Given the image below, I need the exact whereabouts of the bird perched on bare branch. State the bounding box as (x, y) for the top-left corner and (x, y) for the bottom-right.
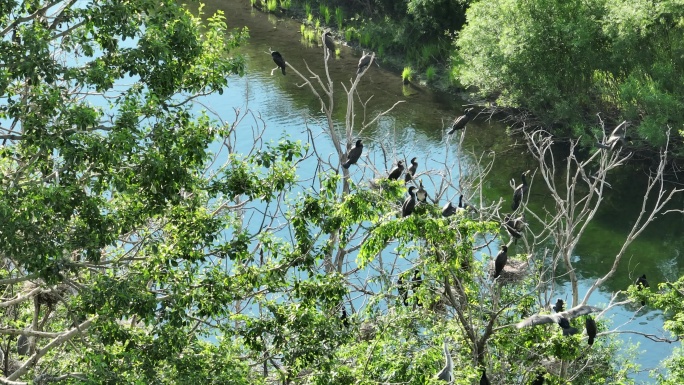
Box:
(504, 213), (525, 242)
(447, 107), (476, 134)
(271, 51), (286, 75)
(493, 245), (508, 279)
(597, 121), (631, 151)
(405, 157), (418, 183)
(388, 161), (404, 180)
(552, 298), (564, 313)
(435, 339), (452, 382)
(342, 139), (363, 169)
(585, 316), (597, 345)
(511, 171), (529, 211)
(416, 179), (427, 203)
(357, 51), (372, 74)
(323, 31), (335, 56)
(517, 305), (603, 332)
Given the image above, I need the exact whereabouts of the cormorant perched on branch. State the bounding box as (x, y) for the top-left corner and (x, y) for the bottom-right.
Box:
(552, 298), (564, 313)
(585, 316), (597, 345)
(397, 276), (409, 306)
(416, 179), (427, 203)
(405, 157), (418, 183)
(597, 121), (631, 151)
(388, 161), (404, 180)
(517, 305), (603, 329)
(402, 186), (416, 217)
(442, 201), (457, 217)
(357, 51), (372, 74)
(271, 51), (286, 75)
(480, 368), (491, 385)
(447, 107), (476, 134)
(512, 171), (529, 211)
(342, 139), (363, 169)
(340, 307), (350, 328)
(435, 339), (452, 382)
(323, 31), (335, 55)
(504, 213), (525, 242)
(17, 334), (29, 356)
(493, 245), (508, 279)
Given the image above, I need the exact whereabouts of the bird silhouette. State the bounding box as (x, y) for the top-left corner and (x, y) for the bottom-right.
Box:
(480, 368), (491, 385)
(635, 274), (649, 305)
(416, 179), (427, 203)
(493, 245), (508, 279)
(597, 121), (631, 151)
(357, 51), (372, 74)
(323, 31), (335, 55)
(405, 157), (418, 183)
(585, 316), (597, 345)
(17, 334), (29, 356)
(388, 161), (404, 180)
(397, 276), (409, 306)
(517, 304), (603, 329)
(342, 139), (363, 169)
(402, 186), (416, 217)
(340, 307), (350, 328)
(531, 370), (545, 385)
(435, 339), (453, 382)
(504, 213), (525, 242)
(447, 107), (476, 134)
(271, 51), (286, 75)
(441, 201), (457, 217)
(552, 298), (564, 313)
(512, 171), (529, 211)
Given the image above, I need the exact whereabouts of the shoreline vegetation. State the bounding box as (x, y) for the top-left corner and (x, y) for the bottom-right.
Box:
(251, 0), (684, 163)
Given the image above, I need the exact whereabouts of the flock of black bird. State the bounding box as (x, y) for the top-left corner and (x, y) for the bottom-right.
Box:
(272, 37), (649, 384)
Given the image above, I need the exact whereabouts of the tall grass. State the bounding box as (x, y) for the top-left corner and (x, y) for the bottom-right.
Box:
(280, 0), (291, 10)
(335, 7), (343, 29)
(425, 66), (436, 83)
(402, 67), (414, 84)
(305, 3), (311, 16)
(266, 0), (277, 12)
(320, 4), (331, 25)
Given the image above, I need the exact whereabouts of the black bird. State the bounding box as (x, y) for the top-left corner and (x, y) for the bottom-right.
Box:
(531, 370), (545, 385)
(504, 213), (525, 242)
(416, 180), (427, 203)
(558, 317), (580, 336)
(405, 157), (418, 183)
(517, 304), (603, 329)
(512, 171), (529, 211)
(342, 139), (363, 169)
(17, 334), (29, 356)
(493, 245), (508, 279)
(340, 307), (350, 328)
(357, 51), (372, 74)
(397, 276), (409, 306)
(441, 201), (457, 217)
(411, 270), (422, 292)
(552, 298), (564, 313)
(388, 161), (404, 180)
(323, 31), (335, 55)
(447, 107), (476, 135)
(271, 51), (286, 75)
(635, 274), (649, 306)
(435, 339), (453, 382)
(480, 368), (491, 385)
(585, 316), (597, 345)
(597, 121), (632, 152)
(402, 186), (417, 217)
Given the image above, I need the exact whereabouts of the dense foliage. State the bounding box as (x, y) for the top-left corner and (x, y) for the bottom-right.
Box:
(2, 0), (683, 383)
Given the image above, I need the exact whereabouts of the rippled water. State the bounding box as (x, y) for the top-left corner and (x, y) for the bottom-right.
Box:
(196, 1), (683, 382)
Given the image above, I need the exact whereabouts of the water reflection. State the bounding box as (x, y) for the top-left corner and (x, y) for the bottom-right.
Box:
(199, 0), (682, 381)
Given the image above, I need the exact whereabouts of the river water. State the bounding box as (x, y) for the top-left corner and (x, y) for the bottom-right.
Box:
(199, 1), (683, 382)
